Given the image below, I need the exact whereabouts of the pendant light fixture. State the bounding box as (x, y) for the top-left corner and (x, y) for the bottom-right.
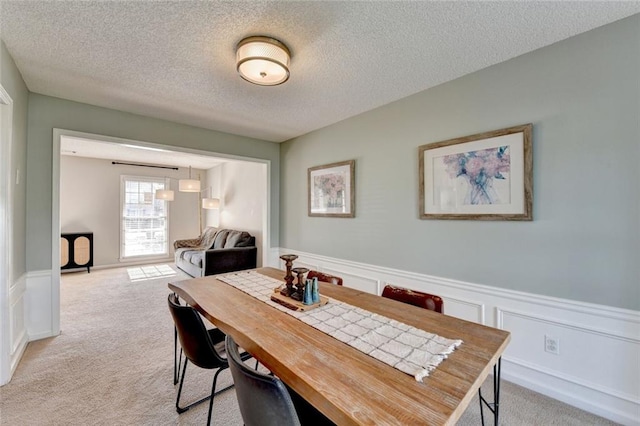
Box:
(201, 186), (220, 210)
(202, 197), (220, 210)
(155, 178), (174, 201)
(155, 189), (174, 201)
(236, 36), (290, 86)
(178, 166), (201, 192)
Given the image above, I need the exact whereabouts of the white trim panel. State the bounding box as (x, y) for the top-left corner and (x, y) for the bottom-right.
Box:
(8, 273), (27, 382)
(278, 248), (640, 425)
(326, 268), (379, 294)
(25, 270), (58, 341)
(9, 273), (26, 352)
(267, 248), (281, 269)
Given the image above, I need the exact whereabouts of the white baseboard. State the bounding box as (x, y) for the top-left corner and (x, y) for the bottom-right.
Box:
(278, 247), (640, 425)
(60, 257), (175, 273)
(503, 358), (639, 425)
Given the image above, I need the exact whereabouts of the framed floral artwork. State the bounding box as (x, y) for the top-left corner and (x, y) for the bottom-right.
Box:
(308, 160), (355, 218)
(419, 124), (532, 220)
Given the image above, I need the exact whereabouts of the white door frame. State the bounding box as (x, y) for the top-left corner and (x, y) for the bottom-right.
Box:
(0, 84), (14, 385)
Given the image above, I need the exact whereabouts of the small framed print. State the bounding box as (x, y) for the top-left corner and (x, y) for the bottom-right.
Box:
(419, 124), (533, 220)
(308, 160), (355, 218)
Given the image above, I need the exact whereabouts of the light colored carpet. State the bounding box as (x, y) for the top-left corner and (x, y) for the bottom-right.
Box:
(0, 264), (617, 425)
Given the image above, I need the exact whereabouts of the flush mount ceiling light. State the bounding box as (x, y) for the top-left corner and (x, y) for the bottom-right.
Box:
(236, 36), (290, 86)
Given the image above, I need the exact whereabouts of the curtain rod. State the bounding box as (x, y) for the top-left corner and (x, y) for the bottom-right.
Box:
(111, 161), (179, 170)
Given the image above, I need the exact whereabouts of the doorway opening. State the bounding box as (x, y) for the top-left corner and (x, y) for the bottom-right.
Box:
(52, 129), (271, 334)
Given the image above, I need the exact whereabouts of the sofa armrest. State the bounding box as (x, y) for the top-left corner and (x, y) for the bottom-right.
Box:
(203, 246), (258, 276)
(174, 238), (202, 250)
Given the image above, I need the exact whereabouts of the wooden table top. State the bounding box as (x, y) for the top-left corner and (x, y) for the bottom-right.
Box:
(169, 267), (510, 426)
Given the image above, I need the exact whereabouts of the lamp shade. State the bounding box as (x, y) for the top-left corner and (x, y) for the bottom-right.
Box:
(236, 36), (290, 86)
(178, 179), (201, 192)
(155, 189), (174, 201)
(202, 198), (220, 210)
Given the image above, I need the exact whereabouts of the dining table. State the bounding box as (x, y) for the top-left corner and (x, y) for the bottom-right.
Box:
(168, 267), (510, 425)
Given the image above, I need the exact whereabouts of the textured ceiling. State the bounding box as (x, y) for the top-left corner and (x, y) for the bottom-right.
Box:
(2, 1), (639, 143)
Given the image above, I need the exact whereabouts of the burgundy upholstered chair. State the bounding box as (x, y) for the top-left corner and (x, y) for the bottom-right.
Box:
(306, 270), (343, 286)
(381, 284), (444, 314)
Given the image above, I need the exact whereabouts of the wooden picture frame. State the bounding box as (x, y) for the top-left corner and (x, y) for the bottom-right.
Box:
(308, 160), (355, 218)
(419, 124), (533, 220)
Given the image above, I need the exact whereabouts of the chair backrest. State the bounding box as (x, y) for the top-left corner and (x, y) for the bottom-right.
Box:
(307, 270), (343, 286)
(381, 285), (444, 314)
(167, 293), (226, 369)
(226, 335), (301, 426)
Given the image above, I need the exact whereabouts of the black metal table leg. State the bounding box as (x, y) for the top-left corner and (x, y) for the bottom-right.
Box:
(479, 357), (502, 426)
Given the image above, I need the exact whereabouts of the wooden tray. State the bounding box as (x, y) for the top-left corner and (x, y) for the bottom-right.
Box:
(270, 289), (329, 312)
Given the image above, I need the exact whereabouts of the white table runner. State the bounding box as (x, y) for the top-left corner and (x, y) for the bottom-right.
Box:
(218, 271), (462, 382)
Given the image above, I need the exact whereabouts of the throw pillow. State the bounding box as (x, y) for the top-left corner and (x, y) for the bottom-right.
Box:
(224, 231), (251, 248)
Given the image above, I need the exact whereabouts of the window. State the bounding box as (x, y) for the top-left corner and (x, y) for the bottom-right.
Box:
(120, 175), (170, 259)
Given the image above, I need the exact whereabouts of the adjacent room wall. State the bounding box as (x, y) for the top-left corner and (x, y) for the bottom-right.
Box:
(216, 161), (268, 267)
(280, 15), (640, 311)
(60, 156), (204, 267)
(205, 165), (222, 229)
(26, 94), (280, 272)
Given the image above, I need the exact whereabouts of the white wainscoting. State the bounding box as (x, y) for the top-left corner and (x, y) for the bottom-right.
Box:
(271, 248), (640, 425)
(9, 273), (27, 380)
(25, 270), (57, 341)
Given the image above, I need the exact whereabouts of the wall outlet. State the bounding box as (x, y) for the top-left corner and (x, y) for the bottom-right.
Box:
(545, 335), (560, 355)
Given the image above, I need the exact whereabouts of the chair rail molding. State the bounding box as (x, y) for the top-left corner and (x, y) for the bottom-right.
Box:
(277, 247), (640, 425)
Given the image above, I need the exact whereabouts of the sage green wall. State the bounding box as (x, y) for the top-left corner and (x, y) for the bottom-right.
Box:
(281, 16), (640, 310)
(1, 40), (28, 280)
(26, 94), (279, 271)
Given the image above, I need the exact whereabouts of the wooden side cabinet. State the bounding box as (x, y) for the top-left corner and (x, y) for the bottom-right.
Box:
(61, 232), (93, 273)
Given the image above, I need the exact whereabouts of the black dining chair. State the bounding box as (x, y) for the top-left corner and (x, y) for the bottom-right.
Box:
(172, 292), (228, 386)
(381, 284), (444, 314)
(168, 293), (251, 425)
(172, 293), (183, 385)
(226, 335), (335, 426)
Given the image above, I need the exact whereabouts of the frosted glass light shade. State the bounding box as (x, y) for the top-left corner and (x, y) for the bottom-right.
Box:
(202, 198), (220, 209)
(179, 179), (201, 192)
(236, 36), (290, 86)
(155, 189), (174, 201)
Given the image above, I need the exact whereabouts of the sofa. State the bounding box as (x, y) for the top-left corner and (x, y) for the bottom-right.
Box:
(174, 227), (257, 277)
